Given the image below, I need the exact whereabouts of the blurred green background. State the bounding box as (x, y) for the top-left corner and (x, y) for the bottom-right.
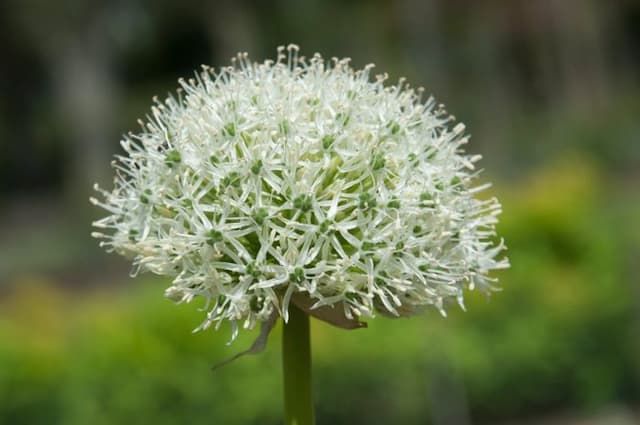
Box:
(1, 1), (639, 424)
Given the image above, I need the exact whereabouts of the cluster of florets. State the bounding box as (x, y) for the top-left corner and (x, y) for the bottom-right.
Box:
(91, 45), (508, 339)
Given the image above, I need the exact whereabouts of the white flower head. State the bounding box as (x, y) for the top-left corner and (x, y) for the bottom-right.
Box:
(91, 45), (509, 339)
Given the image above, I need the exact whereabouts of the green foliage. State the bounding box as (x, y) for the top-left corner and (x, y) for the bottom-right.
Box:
(0, 160), (637, 424)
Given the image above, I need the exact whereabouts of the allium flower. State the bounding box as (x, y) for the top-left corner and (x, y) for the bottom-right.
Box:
(91, 45), (508, 340)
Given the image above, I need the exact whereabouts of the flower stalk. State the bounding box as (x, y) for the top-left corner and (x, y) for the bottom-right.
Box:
(282, 305), (314, 425)
(90, 44), (510, 424)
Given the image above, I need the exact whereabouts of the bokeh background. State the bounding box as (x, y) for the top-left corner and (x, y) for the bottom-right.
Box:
(1, 1), (639, 424)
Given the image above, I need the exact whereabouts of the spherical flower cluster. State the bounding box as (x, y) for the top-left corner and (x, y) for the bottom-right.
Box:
(91, 45), (509, 339)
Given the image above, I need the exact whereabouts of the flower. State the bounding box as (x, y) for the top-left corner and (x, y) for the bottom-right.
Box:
(91, 44), (509, 340)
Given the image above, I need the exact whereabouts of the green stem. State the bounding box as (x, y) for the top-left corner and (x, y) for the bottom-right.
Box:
(282, 304), (314, 425)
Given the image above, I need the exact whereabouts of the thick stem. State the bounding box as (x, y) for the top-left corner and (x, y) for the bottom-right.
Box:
(282, 304), (314, 425)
